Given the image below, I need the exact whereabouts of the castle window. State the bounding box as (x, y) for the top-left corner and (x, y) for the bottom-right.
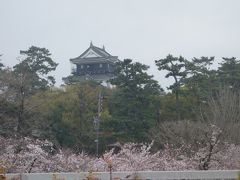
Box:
(99, 64), (103, 68)
(81, 65), (84, 69)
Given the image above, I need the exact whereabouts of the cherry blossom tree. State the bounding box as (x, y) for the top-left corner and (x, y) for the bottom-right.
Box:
(0, 135), (239, 173)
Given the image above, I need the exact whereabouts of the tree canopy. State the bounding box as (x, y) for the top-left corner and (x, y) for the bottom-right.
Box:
(218, 57), (240, 88)
(13, 46), (58, 89)
(107, 59), (162, 142)
(1, 46), (240, 157)
(155, 55), (187, 120)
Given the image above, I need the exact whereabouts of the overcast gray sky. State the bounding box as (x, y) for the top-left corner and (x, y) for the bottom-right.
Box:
(1, 0), (240, 88)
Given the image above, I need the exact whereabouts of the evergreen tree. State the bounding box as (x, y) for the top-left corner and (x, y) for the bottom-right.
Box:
(218, 57), (240, 88)
(12, 46), (58, 133)
(108, 59), (162, 142)
(14, 46), (58, 89)
(184, 56), (215, 103)
(0, 54), (3, 70)
(155, 55), (186, 120)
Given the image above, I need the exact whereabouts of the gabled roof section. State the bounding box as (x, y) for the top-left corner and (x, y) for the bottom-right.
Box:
(79, 42), (111, 58)
(70, 42), (119, 64)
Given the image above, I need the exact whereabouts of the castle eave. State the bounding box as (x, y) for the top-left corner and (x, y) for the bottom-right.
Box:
(70, 56), (118, 64)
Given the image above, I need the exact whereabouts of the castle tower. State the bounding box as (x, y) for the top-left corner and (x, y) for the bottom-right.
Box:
(69, 42), (119, 83)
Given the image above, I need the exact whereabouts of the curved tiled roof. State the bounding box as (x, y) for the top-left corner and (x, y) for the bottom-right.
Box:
(70, 43), (119, 64)
(70, 56), (118, 64)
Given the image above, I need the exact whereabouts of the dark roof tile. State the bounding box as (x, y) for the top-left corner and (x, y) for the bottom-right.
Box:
(70, 43), (119, 64)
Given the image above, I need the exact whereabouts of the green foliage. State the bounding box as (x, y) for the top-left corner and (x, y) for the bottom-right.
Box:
(0, 68), (19, 135)
(157, 90), (198, 121)
(0, 55), (3, 70)
(2, 46), (240, 155)
(155, 55), (187, 88)
(155, 54), (187, 120)
(30, 81), (106, 153)
(0, 99), (18, 136)
(0, 46), (58, 134)
(107, 59), (162, 142)
(184, 57), (216, 102)
(11, 46), (58, 133)
(218, 57), (240, 88)
(14, 46), (58, 89)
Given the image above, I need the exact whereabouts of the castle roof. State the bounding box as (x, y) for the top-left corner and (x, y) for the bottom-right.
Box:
(70, 42), (119, 64)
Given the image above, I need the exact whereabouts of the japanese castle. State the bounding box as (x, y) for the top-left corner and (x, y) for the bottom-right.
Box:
(69, 42), (119, 83)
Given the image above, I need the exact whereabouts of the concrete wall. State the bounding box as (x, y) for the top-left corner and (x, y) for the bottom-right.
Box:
(2, 170), (240, 180)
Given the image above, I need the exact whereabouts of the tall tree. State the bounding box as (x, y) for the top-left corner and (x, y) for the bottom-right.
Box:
(108, 59), (162, 142)
(218, 57), (240, 88)
(155, 55), (186, 121)
(14, 46), (58, 89)
(0, 54), (3, 70)
(12, 46), (58, 133)
(184, 57), (215, 103)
